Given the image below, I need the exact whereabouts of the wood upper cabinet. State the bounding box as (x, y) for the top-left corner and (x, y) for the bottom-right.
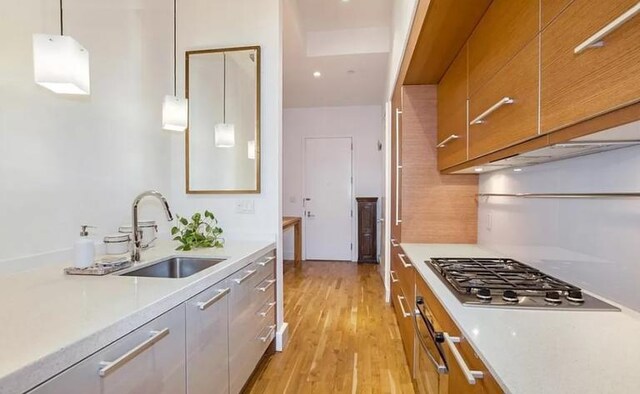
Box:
(469, 39), (540, 158)
(437, 44), (468, 170)
(541, 0), (574, 28)
(541, 0), (640, 133)
(468, 0), (539, 95)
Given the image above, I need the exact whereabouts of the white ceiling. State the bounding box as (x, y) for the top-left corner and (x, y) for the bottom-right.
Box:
(284, 0), (393, 108)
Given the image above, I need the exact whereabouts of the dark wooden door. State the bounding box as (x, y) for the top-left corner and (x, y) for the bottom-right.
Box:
(356, 197), (378, 263)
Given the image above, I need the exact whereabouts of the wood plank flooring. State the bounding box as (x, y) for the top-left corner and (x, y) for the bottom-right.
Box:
(244, 261), (415, 394)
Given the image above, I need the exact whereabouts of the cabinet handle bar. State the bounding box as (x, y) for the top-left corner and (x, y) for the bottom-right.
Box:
(257, 279), (276, 292)
(197, 288), (230, 310)
(233, 269), (257, 284)
(98, 328), (170, 377)
(436, 134), (460, 148)
(396, 295), (411, 318)
(398, 253), (411, 268)
(470, 97), (514, 125)
(574, 2), (640, 54)
(443, 333), (484, 385)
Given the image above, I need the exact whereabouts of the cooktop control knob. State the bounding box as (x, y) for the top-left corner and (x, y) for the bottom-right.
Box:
(502, 290), (519, 303)
(544, 291), (562, 304)
(476, 288), (492, 301)
(567, 290), (585, 303)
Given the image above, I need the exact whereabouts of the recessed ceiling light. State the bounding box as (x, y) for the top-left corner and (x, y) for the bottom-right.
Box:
(341, 0), (350, 2)
(313, 71), (321, 78)
(513, 168), (523, 172)
(474, 168), (484, 172)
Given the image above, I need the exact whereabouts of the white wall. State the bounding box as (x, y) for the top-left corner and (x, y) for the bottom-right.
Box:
(0, 0), (174, 267)
(282, 105), (385, 260)
(386, 0), (418, 99)
(169, 0), (285, 347)
(478, 144), (640, 311)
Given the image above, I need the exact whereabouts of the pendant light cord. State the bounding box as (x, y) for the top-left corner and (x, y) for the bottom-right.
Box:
(223, 52), (226, 122)
(59, 0), (64, 35)
(173, 0), (177, 96)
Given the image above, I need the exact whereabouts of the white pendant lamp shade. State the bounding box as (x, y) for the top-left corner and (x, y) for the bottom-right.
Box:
(33, 34), (90, 95)
(247, 140), (256, 159)
(215, 123), (235, 148)
(162, 95), (188, 131)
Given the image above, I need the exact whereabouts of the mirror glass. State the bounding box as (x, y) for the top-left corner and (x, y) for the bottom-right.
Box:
(186, 46), (260, 193)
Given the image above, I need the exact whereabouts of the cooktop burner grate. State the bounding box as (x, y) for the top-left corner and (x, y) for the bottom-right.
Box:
(429, 257), (580, 295)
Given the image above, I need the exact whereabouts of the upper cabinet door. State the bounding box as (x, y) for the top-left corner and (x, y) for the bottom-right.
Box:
(468, 0), (539, 95)
(469, 39), (540, 159)
(437, 44), (468, 170)
(541, 0), (640, 133)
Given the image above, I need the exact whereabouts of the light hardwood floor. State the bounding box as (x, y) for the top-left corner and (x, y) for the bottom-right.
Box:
(245, 261), (415, 394)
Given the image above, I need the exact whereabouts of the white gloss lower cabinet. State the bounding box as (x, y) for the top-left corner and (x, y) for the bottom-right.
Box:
(29, 305), (186, 394)
(186, 279), (230, 394)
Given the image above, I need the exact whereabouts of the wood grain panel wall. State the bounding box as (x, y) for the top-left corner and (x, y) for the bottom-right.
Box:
(401, 85), (478, 243)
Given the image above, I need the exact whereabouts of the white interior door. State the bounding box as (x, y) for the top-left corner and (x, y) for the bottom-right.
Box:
(304, 137), (353, 261)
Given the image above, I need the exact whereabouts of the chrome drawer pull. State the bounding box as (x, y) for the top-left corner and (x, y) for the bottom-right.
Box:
(443, 333), (484, 384)
(197, 288), (230, 310)
(390, 270), (399, 283)
(470, 97), (514, 125)
(233, 269), (257, 284)
(257, 256), (276, 266)
(396, 295), (411, 318)
(98, 328), (170, 377)
(390, 238), (399, 247)
(258, 301), (276, 317)
(259, 325), (276, 343)
(574, 2), (640, 54)
(436, 134), (460, 148)
(398, 253), (411, 268)
(257, 279), (276, 292)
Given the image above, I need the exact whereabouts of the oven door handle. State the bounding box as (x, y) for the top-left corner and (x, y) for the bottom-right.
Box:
(413, 308), (448, 374)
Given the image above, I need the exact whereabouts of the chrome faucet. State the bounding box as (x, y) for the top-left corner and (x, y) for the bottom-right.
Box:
(131, 190), (173, 262)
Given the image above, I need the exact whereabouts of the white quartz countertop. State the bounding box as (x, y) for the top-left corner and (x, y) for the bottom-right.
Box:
(401, 243), (640, 394)
(0, 240), (275, 394)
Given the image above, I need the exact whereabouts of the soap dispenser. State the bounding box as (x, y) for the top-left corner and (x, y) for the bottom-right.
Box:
(75, 225), (96, 268)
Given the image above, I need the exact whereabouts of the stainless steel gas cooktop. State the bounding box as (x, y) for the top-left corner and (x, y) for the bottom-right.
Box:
(427, 257), (619, 311)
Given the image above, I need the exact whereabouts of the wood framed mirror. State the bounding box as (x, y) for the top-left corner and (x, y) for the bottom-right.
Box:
(185, 46), (260, 194)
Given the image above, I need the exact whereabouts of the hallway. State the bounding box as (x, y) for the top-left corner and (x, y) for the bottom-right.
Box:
(246, 261), (414, 393)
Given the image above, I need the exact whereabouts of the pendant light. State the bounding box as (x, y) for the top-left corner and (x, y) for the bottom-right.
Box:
(214, 52), (236, 148)
(33, 0), (90, 95)
(162, 0), (188, 132)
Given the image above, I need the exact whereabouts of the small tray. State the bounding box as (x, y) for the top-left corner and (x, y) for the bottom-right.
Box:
(64, 257), (132, 276)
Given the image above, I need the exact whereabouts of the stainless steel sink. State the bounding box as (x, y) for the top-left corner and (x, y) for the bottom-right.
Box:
(121, 257), (225, 278)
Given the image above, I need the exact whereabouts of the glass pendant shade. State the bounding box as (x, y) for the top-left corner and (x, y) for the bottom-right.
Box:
(162, 95), (188, 131)
(247, 140), (256, 159)
(33, 34), (90, 95)
(215, 123), (235, 148)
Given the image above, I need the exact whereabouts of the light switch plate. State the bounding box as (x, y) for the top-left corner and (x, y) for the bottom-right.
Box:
(235, 200), (255, 214)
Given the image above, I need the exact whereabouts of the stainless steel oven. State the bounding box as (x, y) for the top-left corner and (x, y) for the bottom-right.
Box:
(413, 291), (448, 394)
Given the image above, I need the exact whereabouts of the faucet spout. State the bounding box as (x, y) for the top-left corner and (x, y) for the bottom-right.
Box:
(131, 190), (173, 262)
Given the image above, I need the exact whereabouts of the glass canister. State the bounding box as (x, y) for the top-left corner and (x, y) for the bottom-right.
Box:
(118, 220), (158, 249)
(103, 234), (131, 255)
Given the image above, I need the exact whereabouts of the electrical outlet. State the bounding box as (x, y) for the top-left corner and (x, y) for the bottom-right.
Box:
(486, 212), (492, 231)
(235, 200), (255, 214)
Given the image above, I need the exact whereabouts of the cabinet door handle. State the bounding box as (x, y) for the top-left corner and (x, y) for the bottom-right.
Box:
(395, 107), (403, 226)
(197, 288), (230, 310)
(258, 325), (276, 343)
(470, 97), (514, 125)
(257, 278), (276, 292)
(443, 333), (484, 385)
(390, 270), (399, 283)
(398, 253), (411, 268)
(258, 301), (276, 317)
(390, 238), (399, 247)
(233, 269), (257, 284)
(436, 134), (460, 148)
(396, 295), (411, 318)
(257, 256), (276, 266)
(574, 2), (640, 54)
(98, 328), (170, 377)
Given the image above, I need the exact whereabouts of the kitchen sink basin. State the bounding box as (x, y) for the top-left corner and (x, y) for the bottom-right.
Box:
(121, 257), (225, 278)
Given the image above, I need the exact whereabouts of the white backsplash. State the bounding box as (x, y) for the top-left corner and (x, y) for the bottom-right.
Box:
(478, 144), (640, 311)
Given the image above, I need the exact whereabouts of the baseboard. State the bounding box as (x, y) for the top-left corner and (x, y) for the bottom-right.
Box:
(276, 322), (289, 351)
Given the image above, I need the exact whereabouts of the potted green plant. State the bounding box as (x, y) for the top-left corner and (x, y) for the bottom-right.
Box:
(170, 210), (224, 251)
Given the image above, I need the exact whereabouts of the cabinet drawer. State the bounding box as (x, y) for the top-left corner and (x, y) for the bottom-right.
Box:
(30, 305), (186, 394)
(541, 0), (573, 28)
(254, 274), (276, 313)
(541, 0), (640, 133)
(390, 280), (415, 374)
(468, 0), (539, 94)
(469, 39), (539, 159)
(438, 44), (468, 170)
(186, 280), (230, 394)
(393, 250), (415, 302)
(254, 250), (276, 282)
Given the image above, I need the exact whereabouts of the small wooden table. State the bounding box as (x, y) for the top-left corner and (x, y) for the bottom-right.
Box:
(283, 216), (302, 266)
